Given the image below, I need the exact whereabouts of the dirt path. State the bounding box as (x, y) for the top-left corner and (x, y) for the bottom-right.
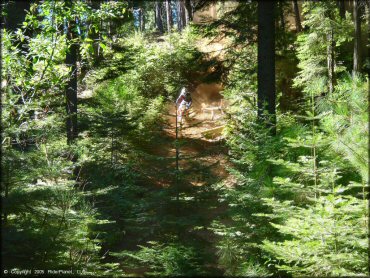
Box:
(163, 83), (231, 185)
(137, 82), (233, 188)
(117, 40), (235, 274)
(118, 86), (233, 275)
(166, 103), (227, 181)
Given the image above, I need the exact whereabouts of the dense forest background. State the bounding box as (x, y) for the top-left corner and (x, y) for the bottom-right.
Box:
(1, 0), (369, 276)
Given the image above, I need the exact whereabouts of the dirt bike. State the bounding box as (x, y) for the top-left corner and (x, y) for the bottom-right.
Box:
(177, 101), (192, 126)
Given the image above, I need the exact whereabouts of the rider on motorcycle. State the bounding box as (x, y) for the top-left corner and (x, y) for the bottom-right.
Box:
(176, 87), (192, 123)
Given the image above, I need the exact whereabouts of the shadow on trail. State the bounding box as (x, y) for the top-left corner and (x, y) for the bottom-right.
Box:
(77, 91), (229, 275)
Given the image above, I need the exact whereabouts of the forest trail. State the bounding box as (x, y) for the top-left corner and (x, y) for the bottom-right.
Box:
(120, 83), (234, 275)
(145, 36), (232, 187)
(165, 83), (230, 186)
(133, 82), (231, 191)
(117, 39), (236, 275)
(140, 82), (233, 190)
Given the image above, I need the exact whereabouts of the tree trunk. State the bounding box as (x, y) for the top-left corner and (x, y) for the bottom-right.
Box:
(4, 0), (31, 31)
(337, 0), (345, 18)
(184, 0), (193, 23)
(65, 0), (78, 145)
(353, 0), (362, 75)
(327, 28), (336, 93)
(181, 1), (187, 27)
(177, 1), (182, 30)
(177, 0), (187, 30)
(87, 0), (103, 65)
(91, 27), (102, 64)
(3, 164), (10, 225)
(190, 0), (195, 19)
(140, 7), (145, 32)
(138, 8), (142, 31)
(367, 1), (370, 83)
(279, 0), (285, 30)
(155, 1), (164, 33)
(257, 0), (276, 134)
(166, 0), (173, 32)
(292, 0), (302, 32)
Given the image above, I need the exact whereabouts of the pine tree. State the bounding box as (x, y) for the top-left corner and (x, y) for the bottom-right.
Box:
(166, 0), (173, 33)
(292, 0), (302, 32)
(65, 0), (78, 145)
(257, 0), (276, 134)
(353, 0), (362, 74)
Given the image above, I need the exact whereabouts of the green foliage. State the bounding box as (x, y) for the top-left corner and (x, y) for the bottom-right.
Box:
(2, 0), (368, 276)
(201, 1), (257, 46)
(293, 1), (353, 93)
(319, 75), (368, 182)
(84, 28), (204, 100)
(74, 25), (215, 277)
(262, 193), (367, 276)
(112, 241), (204, 276)
(123, 29), (203, 99)
(258, 24), (368, 278)
(1, 0), (129, 274)
(205, 1), (368, 277)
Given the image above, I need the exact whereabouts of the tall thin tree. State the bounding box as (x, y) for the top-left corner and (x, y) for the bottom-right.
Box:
(155, 1), (164, 33)
(279, 0), (285, 30)
(177, 0), (186, 30)
(327, 27), (336, 93)
(87, 0), (103, 65)
(184, 0), (193, 23)
(140, 7), (145, 32)
(177, 0), (182, 30)
(353, 0), (362, 74)
(338, 0), (345, 18)
(257, 0), (276, 134)
(166, 0), (173, 32)
(292, 0), (302, 32)
(65, 0), (78, 145)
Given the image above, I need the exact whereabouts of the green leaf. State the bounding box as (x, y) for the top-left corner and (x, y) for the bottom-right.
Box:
(99, 42), (107, 50)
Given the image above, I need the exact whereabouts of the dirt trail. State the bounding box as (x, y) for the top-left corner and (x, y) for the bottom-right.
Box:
(119, 41), (235, 276)
(164, 83), (231, 186)
(120, 84), (233, 275)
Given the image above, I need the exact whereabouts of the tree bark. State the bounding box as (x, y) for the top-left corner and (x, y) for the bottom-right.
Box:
(257, 0), (276, 134)
(279, 0), (285, 30)
(327, 28), (336, 93)
(177, 0), (186, 30)
(4, 0), (31, 31)
(367, 0), (370, 83)
(292, 0), (302, 32)
(155, 1), (164, 33)
(65, 0), (78, 145)
(166, 0), (173, 32)
(87, 0), (103, 65)
(353, 0), (362, 74)
(3, 164), (10, 225)
(140, 7), (145, 32)
(337, 0), (345, 18)
(177, 1), (182, 30)
(184, 0), (193, 23)
(138, 8), (142, 31)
